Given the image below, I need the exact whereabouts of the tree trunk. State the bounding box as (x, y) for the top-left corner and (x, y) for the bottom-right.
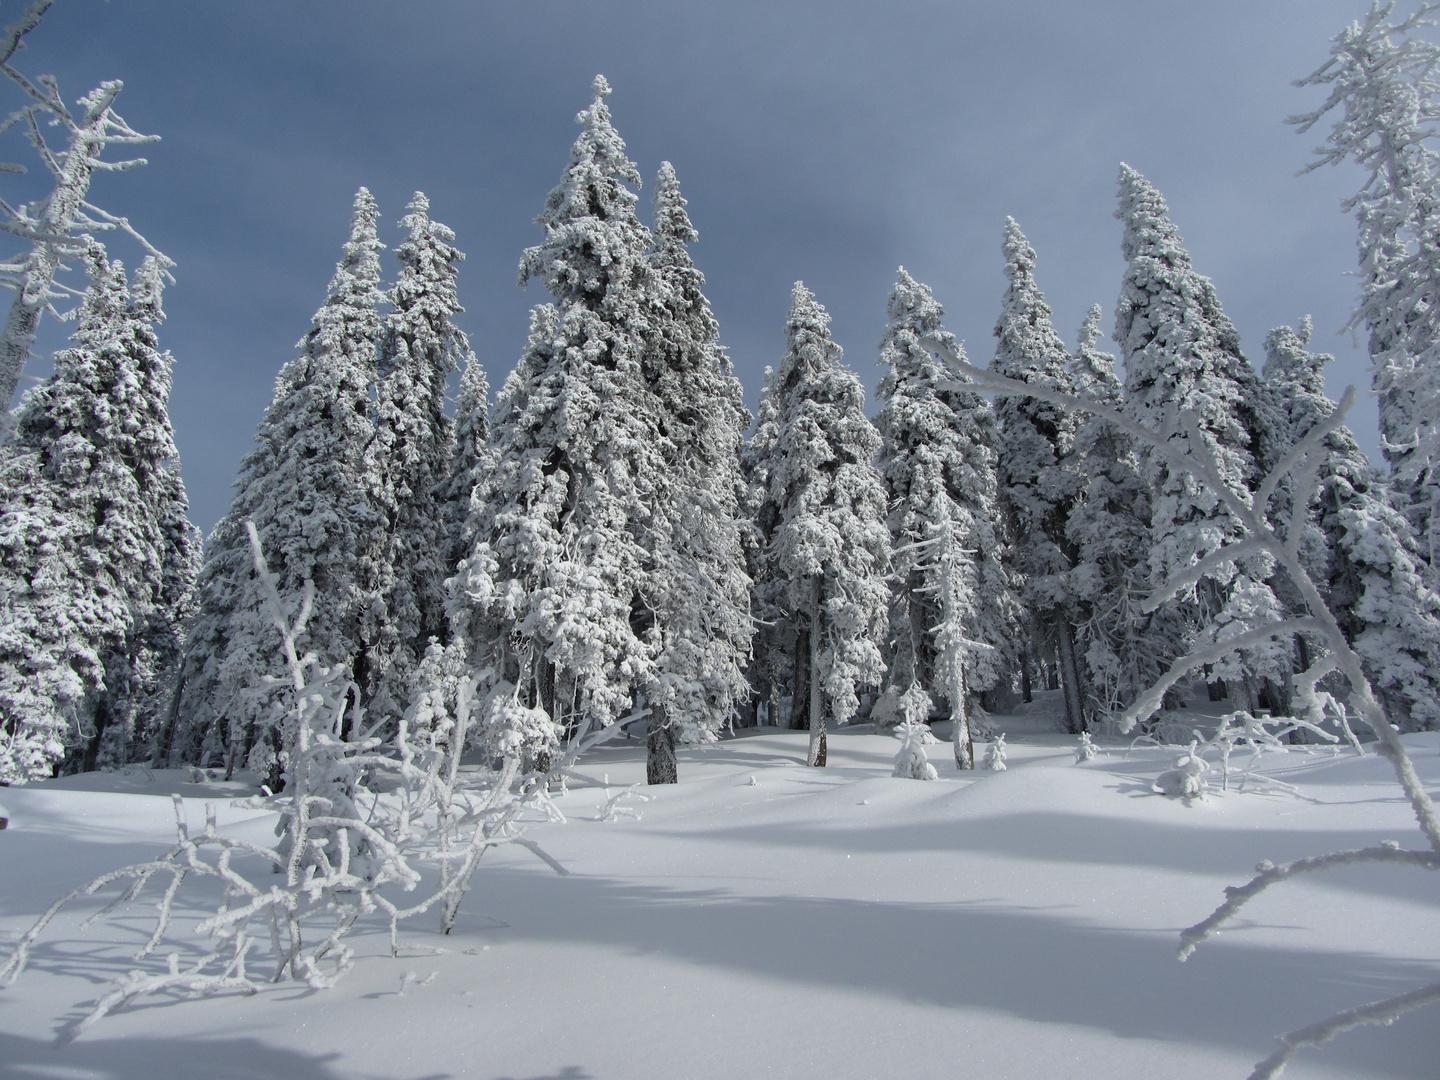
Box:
(791, 624), (810, 729)
(1020, 651), (1033, 704)
(1056, 620), (1086, 734)
(647, 702), (677, 785)
(806, 576), (827, 767)
(952, 664), (974, 770)
(767, 664), (780, 728)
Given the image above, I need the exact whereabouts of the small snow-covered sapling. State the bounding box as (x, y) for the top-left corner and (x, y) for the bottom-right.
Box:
(1153, 741), (1208, 801)
(892, 721), (938, 781)
(984, 733), (1007, 771)
(1075, 731), (1097, 763)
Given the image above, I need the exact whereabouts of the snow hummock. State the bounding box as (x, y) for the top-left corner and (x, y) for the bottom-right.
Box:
(1, 692), (1435, 1080)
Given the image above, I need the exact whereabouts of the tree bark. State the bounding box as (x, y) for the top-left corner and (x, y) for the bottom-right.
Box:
(806, 576), (827, 767)
(1020, 652), (1033, 704)
(647, 702), (677, 785)
(791, 624), (810, 729)
(1056, 619), (1086, 734)
(952, 664), (974, 770)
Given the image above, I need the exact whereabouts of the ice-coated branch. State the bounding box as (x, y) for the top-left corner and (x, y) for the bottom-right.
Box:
(1119, 619), (1327, 734)
(920, 330), (1440, 855)
(0, 0), (169, 412)
(1180, 842), (1440, 962)
(1246, 979), (1440, 1080)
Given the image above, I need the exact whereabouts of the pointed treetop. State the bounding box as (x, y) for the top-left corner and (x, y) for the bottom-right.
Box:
(786, 280), (834, 345)
(886, 266), (945, 333)
(1116, 164), (1188, 266)
(591, 73), (612, 101)
(1001, 216), (1037, 280)
(653, 161), (698, 245)
(130, 256), (167, 323)
(1263, 317), (1330, 396)
(1070, 303), (1121, 401)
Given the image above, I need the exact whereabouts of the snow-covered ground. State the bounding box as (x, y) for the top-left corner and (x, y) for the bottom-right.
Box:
(1, 693), (1436, 1080)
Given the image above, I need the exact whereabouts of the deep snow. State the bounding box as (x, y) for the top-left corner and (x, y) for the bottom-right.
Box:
(1, 693), (1436, 1080)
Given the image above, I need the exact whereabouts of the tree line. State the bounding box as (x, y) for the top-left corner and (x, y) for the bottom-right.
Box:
(3, 7), (1440, 790)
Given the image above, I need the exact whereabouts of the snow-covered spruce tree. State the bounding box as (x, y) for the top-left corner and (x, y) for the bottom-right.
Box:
(1262, 319), (1440, 730)
(1064, 305), (1174, 723)
(1115, 165), (1289, 707)
(0, 3), (170, 415)
(0, 245), (198, 782)
(634, 161), (753, 779)
(174, 189), (386, 778)
(361, 192), (470, 723)
(1292, 1), (1440, 579)
(453, 76), (663, 778)
(873, 268), (1019, 765)
(750, 282), (890, 767)
(990, 219), (1087, 732)
(438, 353), (489, 592)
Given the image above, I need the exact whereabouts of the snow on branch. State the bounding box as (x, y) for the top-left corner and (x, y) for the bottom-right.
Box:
(0, 524), (572, 1040)
(1247, 979), (1440, 1080)
(916, 326), (1440, 1074)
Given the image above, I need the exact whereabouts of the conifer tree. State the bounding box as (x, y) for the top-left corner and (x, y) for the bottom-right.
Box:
(636, 161), (753, 780)
(750, 282), (890, 767)
(1115, 165), (1288, 705)
(1262, 319), (1440, 730)
(1064, 305), (1171, 721)
(362, 192), (470, 721)
(175, 189), (386, 776)
(438, 354), (490, 589)
(990, 219), (1087, 732)
(874, 268), (1018, 760)
(0, 245), (198, 782)
(1293, 2), (1440, 579)
(454, 76), (662, 775)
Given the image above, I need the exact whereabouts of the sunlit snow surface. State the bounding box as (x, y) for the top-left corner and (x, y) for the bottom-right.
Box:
(1, 692), (1436, 1080)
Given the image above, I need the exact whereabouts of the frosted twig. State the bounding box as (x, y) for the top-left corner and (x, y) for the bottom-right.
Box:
(1247, 979), (1440, 1080)
(1178, 842), (1440, 960)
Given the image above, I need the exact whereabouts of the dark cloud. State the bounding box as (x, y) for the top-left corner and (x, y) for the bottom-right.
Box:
(4, 0), (1381, 530)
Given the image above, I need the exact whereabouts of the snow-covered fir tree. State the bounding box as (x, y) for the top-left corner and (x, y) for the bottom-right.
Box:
(1115, 165), (1288, 706)
(635, 161), (753, 780)
(990, 219), (1087, 732)
(453, 76), (665, 778)
(438, 353), (490, 592)
(174, 189), (386, 778)
(873, 268), (1019, 764)
(362, 192), (470, 722)
(1262, 319), (1440, 730)
(1064, 305), (1174, 722)
(0, 245), (198, 782)
(1293, 2), (1440, 580)
(749, 282), (891, 767)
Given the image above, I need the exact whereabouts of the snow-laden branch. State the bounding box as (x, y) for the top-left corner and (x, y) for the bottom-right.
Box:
(1247, 979), (1440, 1080)
(917, 324), (1440, 1075)
(0, 524), (582, 1039)
(1179, 841), (1440, 961)
(0, 1), (170, 412)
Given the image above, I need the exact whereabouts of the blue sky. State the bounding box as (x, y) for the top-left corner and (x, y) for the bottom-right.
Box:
(6, 0), (1384, 531)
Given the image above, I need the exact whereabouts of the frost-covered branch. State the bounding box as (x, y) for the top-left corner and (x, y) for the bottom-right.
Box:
(921, 331), (1440, 854)
(1247, 980), (1440, 1080)
(0, 4), (169, 412)
(0, 524), (574, 1038)
(1179, 841), (1440, 962)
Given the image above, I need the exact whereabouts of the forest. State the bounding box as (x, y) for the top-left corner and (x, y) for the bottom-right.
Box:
(0, 3), (1437, 1079)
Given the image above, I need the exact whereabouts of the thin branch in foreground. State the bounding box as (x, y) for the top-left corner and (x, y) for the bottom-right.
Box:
(1247, 980), (1440, 1080)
